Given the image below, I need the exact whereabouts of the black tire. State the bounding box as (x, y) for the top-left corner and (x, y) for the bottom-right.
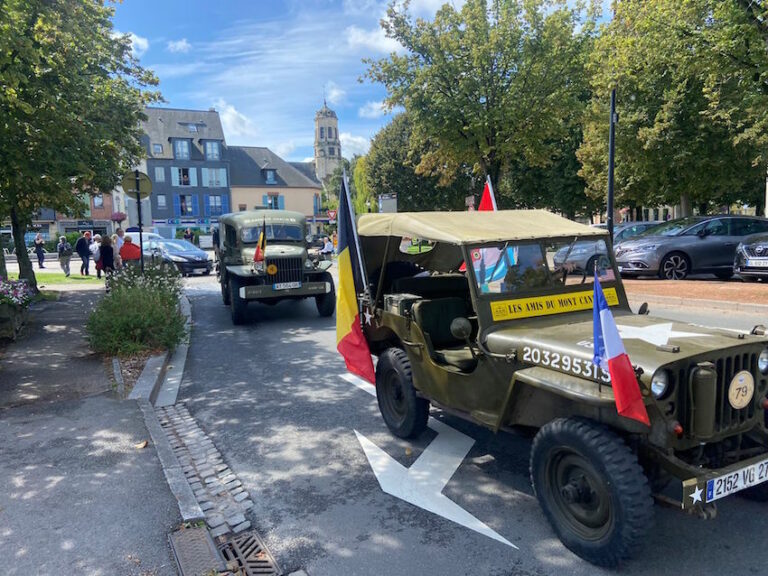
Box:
(203, 269), (211, 276)
(530, 418), (654, 567)
(659, 252), (690, 280)
(714, 270), (733, 280)
(315, 274), (336, 317)
(221, 273), (231, 305)
(376, 348), (429, 439)
(229, 277), (247, 325)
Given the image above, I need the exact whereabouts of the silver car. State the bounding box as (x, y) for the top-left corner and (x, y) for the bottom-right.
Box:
(734, 232), (768, 281)
(616, 216), (768, 280)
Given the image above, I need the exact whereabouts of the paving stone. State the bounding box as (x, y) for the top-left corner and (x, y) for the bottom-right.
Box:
(232, 520), (251, 534)
(230, 486), (244, 496)
(205, 513), (226, 528)
(194, 489), (208, 499)
(204, 476), (218, 485)
(189, 481), (203, 491)
(209, 524), (230, 539)
(225, 480), (242, 490)
(233, 491), (249, 503)
(219, 474), (236, 484)
(226, 513), (246, 526)
(200, 501), (215, 512)
(214, 464), (228, 472)
(239, 499), (253, 509)
(210, 484), (228, 496)
(198, 467), (215, 478)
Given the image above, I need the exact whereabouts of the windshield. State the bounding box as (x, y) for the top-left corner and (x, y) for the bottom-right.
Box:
(159, 240), (196, 253)
(241, 224), (304, 243)
(471, 238), (615, 295)
(636, 217), (702, 237)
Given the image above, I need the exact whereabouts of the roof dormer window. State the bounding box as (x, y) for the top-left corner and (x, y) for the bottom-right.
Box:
(173, 139), (190, 160)
(187, 123), (198, 133)
(265, 169), (276, 184)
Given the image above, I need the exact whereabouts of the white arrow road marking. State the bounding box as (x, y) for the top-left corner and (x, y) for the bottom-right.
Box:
(342, 372), (516, 548)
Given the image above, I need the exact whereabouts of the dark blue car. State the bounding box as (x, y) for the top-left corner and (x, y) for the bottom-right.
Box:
(145, 239), (212, 276)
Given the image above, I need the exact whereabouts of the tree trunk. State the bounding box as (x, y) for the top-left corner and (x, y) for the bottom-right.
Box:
(10, 207), (37, 292)
(679, 194), (691, 217)
(0, 241), (6, 279)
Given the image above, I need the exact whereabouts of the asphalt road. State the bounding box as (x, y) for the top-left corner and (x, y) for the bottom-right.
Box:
(179, 274), (768, 576)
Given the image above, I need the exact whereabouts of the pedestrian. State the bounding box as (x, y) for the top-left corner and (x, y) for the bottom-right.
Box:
(115, 228), (125, 253)
(119, 235), (141, 267)
(321, 236), (334, 261)
(111, 234), (122, 270)
(90, 234), (102, 279)
(332, 231), (338, 255)
(183, 227), (195, 244)
(33, 233), (46, 269)
(75, 231), (92, 276)
(57, 236), (73, 277)
(99, 235), (115, 288)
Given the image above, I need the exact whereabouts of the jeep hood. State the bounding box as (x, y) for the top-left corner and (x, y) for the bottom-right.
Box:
(485, 311), (767, 377)
(240, 244), (307, 261)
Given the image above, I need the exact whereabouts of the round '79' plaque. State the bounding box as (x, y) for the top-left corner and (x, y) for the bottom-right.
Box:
(728, 370), (754, 410)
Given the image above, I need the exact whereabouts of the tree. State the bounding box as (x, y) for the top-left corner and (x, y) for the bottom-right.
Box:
(0, 0), (160, 286)
(366, 114), (471, 211)
(366, 0), (597, 188)
(578, 0), (768, 216)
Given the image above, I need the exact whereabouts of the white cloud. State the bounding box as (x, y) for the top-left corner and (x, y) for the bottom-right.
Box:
(408, 0), (466, 16)
(325, 81), (346, 106)
(340, 132), (371, 157)
(167, 38), (191, 53)
(302, 156), (315, 163)
(113, 30), (149, 58)
(358, 100), (387, 119)
(213, 99), (258, 140)
(342, 0), (382, 15)
(274, 140), (297, 158)
(345, 25), (403, 54)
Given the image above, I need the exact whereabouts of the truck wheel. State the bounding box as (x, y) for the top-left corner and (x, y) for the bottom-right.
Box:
(530, 418), (654, 567)
(229, 278), (247, 325)
(221, 273), (231, 305)
(315, 274), (335, 317)
(376, 348), (429, 439)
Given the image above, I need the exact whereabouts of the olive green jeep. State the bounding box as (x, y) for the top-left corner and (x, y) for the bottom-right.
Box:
(215, 210), (335, 325)
(357, 210), (768, 566)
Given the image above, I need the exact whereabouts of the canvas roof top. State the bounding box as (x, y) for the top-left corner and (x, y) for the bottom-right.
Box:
(357, 210), (606, 245)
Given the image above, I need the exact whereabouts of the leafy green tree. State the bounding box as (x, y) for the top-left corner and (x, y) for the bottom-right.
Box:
(579, 0), (767, 216)
(366, 114), (472, 211)
(366, 0), (597, 188)
(0, 0), (160, 286)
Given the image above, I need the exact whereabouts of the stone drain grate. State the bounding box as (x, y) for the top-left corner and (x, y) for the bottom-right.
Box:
(219, 530), (282, 576)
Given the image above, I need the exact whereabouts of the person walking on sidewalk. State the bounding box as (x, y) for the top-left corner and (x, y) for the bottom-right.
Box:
(99, 236), (115, 291)
(75, 231), (92, 276)
(111, 233), (122, 270)
(57, 236), (73, 277)
(90, 234), (102, 279)
(33, 233), (46, 269)
(119, 235), (141, 267)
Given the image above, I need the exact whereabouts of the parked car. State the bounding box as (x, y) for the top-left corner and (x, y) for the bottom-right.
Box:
(734, 232), (768, 281)
(615, 215), (768, 280)
(552, 221), (661, 274)
(145, 239), (212, 276)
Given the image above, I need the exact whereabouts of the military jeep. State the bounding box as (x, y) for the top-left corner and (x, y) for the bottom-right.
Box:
(357, 210), (768, 566)
(215, 210), (335, 325)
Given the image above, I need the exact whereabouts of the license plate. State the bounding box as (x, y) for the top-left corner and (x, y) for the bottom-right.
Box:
(746, 259), (768, 268)
(273, 281), (301, 290)
(706, 458), (768, 502)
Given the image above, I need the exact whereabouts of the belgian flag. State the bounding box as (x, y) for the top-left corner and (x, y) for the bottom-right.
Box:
(336, 175), (375, 383)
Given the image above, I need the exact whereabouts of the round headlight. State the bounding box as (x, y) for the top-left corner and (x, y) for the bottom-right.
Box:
(759, 349), (768, 375)
(304, 259), (314, 269)
(651, 369), (671, 399)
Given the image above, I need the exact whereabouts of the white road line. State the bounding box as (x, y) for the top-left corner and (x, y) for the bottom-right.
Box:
(340, 372), (376, 397)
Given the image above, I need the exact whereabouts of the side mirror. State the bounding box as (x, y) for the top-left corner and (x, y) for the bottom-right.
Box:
(450, 317), (472, 340)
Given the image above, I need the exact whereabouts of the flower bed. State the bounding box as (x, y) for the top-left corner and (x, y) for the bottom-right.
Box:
(0, 279), (35, 340)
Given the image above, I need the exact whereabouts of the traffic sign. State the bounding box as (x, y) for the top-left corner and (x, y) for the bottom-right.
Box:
(327, 209), (337, 221)
(121, 170), (152, 200)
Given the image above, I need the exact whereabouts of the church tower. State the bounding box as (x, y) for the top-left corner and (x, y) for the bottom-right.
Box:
(314, 100), (341, 181)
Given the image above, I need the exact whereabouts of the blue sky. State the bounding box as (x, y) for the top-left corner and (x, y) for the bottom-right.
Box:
(111, 0), (457, 162)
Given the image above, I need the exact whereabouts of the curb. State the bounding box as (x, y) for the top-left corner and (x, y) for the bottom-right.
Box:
(155, 295), (191, 407)
(627, 293), (768, 315)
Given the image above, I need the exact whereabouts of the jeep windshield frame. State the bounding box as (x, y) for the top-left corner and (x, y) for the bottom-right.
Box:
(241, 224), (304, 244)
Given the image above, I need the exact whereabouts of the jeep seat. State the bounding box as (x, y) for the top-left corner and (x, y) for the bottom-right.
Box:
(412, 298), (477, 372)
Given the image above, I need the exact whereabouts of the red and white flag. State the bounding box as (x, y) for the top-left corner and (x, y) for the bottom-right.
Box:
(477, 176), (498, 211)
(592, 272), (650, 425)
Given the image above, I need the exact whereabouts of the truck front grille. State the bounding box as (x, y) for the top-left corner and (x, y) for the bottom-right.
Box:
(265, 256), (303, 284)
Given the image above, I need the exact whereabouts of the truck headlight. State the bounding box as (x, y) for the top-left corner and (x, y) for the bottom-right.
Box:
(651, 369), (672, 399)
(759, 348), (768, 375)
(304, 259), (314, 269)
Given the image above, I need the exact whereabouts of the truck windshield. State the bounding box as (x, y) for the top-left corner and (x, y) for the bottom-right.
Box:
(241, 224), (303, 243)
(472, 238), (614, 295)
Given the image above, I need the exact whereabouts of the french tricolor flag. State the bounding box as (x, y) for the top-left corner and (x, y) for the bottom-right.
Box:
(592, 272), (650, 426)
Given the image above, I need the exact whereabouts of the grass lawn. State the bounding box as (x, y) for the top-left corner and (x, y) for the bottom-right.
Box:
(8, 272), (102, 285)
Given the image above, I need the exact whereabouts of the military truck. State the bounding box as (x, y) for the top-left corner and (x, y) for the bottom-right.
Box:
(215, 210), (335, 325)
(356, 210), (768, 566)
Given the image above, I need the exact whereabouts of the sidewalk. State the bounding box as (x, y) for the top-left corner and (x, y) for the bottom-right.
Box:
(0, 290), (181, 575)
(623, 277), (768, 311)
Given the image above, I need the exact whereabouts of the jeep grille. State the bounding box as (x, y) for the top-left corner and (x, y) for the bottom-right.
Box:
(266, 256), (303, 284)
(676, 350), (766, 436)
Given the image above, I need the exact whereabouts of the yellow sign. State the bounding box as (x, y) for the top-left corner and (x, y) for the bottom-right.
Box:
(266, 264), (278, 275)
(491, 287), (619, 321)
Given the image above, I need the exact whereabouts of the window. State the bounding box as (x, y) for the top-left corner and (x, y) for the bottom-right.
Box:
(320, 126), (325, 139)
(157, 194), (167, 208)
(154, 166), (165, 182)
(328, 147), (335, 156)
(265, 169), (276, 184)
(177, 194), (195, 216)
(202, 168), (227, 187)
(205, 141), (221, 160)
(152, 143), (163, 155)
(187, 123), (198, 133)
(263, 194), (284, 210)
(731, 218), (768, 236)
(238, 204), (247, 212)
(172, 167), (197, 187)
(173, 140), (190, 160)
(328, 127), (333, 139)
(208, 195), (222, 216)
(93, 194), (103, 208)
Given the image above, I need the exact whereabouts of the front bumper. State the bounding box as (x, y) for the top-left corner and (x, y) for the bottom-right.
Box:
(615, 249), (661, 275)
(734, 254), (768, 278)
(681, 450), (768, 509)
(239, 280), (331, 300)
(176, 260), (213, 274)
